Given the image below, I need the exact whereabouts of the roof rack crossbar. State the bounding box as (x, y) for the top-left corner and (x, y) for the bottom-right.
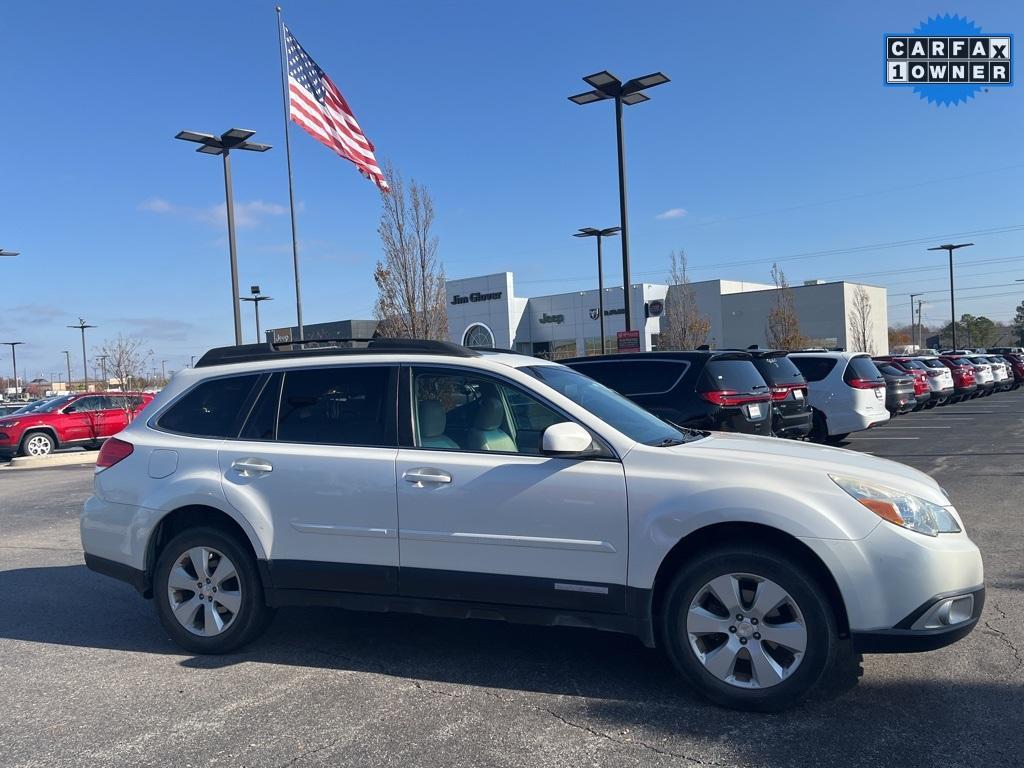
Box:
(194, 337), (479, 368)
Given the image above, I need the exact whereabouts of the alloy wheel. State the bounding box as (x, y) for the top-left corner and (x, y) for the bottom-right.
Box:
(166, 546), (242, 637)
(24, 434), (53, 456)
(685, 573), (807, 689)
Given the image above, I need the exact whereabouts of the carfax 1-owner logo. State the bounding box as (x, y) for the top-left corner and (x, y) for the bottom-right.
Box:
(886, 14), (1012, 105)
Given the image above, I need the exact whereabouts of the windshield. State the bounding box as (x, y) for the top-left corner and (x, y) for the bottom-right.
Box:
(524, 365), (690, 446)
(750, 356), (804, 386)
(897, 359), (926, 371)
(968, 357), (989, 366)
(919, 358), (946, 369)
(21, 395), (75, 413)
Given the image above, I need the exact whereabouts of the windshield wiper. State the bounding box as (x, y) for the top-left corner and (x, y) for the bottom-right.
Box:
(649, 436), (688, 447)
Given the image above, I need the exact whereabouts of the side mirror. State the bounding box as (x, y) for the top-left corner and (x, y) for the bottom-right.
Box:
(541, 422), (594, 457)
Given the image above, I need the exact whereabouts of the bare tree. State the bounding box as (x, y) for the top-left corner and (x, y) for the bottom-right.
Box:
(660, 250), (710, 350)
(766, 264), (805, 349)
(373, 162), (448, 340)
(848, 285), (875, 354)
(95, 335), (152, 418)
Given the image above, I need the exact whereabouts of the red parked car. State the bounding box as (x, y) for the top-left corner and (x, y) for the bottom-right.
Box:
(873, 356), (932, 410)
(938, 355), (978, 403)
(0, 391), (153, 458)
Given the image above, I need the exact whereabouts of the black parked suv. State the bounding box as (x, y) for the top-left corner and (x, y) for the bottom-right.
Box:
(564, 351), (773, 436)
(741, 349), (812, 438)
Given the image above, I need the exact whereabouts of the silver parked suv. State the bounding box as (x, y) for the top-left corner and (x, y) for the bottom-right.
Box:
(81, 339), (984, 711)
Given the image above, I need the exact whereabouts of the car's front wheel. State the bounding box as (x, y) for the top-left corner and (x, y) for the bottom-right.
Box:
(660, 545), (840, 712)
(20, 431), (55, 457)
(154, 527), (273, 654)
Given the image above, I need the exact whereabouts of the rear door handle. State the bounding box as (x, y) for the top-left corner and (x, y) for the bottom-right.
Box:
(403, 468), (452, 485)
(231, 458), (274, 477)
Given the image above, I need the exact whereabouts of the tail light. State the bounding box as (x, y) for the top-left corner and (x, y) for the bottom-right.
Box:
(700, 390), (770, 407)
(97, 437), (133, 470)
(847, 378), (885, 389)
(769, 384), (808, 401)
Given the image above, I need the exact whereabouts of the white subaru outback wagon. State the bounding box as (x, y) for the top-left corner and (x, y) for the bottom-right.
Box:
(81, 339), (984, 711)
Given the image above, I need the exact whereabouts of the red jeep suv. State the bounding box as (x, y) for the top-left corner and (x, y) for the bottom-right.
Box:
(0, 392), (153, 458)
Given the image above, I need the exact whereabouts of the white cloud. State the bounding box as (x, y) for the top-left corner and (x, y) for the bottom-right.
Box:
(655, 207), (688, 220)
(139, 197), (286, 228)
(138, 197), (175, 213)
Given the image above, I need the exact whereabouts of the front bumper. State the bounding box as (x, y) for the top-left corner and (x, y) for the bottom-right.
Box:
(852, 586), (984, 652)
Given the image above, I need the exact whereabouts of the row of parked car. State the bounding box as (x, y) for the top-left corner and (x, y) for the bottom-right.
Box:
(563, 348), (1024, 444)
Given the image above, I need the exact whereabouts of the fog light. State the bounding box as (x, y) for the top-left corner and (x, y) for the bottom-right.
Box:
(912, 594), (974, 630)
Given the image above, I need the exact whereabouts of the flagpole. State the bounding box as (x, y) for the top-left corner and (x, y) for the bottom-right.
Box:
(276, 5), (304, 343)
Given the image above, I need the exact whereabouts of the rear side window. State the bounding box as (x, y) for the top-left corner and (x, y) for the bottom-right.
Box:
(845, 356), (885, 382)
(277, 366), (395, 447)
(790, 356), (837, 382)
(158, 375), (261, 438)
(567, 359), (688, 396)
(751, 356), (805, 386)
(239, 373), (282, 441)
(703, 360), (767, 393)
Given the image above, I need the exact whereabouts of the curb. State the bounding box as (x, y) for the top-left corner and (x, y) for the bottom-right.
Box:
(3, 451), (99, 470)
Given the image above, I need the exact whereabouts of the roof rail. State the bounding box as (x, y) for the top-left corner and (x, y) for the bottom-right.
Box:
(194, 337), (478, 368)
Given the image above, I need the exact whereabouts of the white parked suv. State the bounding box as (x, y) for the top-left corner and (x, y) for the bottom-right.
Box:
(81, 340), (983, 711)
(789, 352), (890, 443)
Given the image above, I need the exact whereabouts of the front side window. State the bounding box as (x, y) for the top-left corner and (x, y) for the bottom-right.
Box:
(525, 365), (687, 446)
(277, 366), (394, 447)
(158, 375), (261, 438)
(65, 396), (108, 413)
(411, 368), (567, 455)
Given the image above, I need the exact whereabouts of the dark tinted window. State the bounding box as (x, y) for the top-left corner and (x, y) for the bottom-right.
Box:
(751, 355), (805, 386)
(919, 358), (946, 369)
(240, 373), (282, 441)
(943, 357), (970, 367)
(845, 356), (884, 382)
(877, 364), (905, 377)
(791, 356), (838, 382)
(278, 367), (394, 447)
(703, 360), (768, 393)
(159, 375), (261, 437)
(567, 359), (688, 396)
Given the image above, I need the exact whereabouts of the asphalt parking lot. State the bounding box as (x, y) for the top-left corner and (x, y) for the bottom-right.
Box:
(1, 396), (1021, 768)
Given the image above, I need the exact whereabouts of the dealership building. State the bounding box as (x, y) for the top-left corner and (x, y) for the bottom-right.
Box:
(445, 272), (889, 357)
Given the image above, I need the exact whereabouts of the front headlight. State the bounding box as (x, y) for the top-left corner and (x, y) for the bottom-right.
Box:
(0, 420), (19, 428)
(830, 475), (961, 537)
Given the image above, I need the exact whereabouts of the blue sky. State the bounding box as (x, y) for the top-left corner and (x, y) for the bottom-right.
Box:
(2, 0), (1022, 380)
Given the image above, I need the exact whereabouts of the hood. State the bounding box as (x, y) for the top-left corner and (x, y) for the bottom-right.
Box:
(673, 431), (946, 504)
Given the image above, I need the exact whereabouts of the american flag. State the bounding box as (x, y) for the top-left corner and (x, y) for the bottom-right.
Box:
(285, 26), (388, 192)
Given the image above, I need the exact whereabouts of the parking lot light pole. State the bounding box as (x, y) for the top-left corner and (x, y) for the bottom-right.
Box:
(908, 293), (923, 350)
(570, 71), (670, 332)
(67, 319), (96, 391)
(62, 351), (72, 391)
(575, 227), (621, 353)
(2, 342), (23, 397)
(97, 355), (108, 387)
(175, 129), (272, 346)
(240, 285), (273, 343)
(927, 243), (973, 349)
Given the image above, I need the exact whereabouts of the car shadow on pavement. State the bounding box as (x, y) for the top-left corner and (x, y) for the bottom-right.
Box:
(2, 563), (1022, 767)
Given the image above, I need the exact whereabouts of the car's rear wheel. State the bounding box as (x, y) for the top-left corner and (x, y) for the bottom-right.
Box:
(809, 411), (828, 444)
(154, 527), (273, 654)
(660, 546), (840, 712)
(20, 431), (55, 457)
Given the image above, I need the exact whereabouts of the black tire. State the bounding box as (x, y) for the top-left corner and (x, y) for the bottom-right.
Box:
(809, 411), (829, 444)
(659, 545), (840, 712)
(19, 431), (55, 457)
(153, 526), (273, 654)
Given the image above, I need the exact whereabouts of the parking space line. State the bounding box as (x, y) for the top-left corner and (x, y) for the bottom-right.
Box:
(846, 436), (919, 440)
(877, 425), (950, 429)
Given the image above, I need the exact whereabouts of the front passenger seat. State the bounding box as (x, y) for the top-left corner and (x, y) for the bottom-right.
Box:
(417, 400), (460, 449)
(466, 397), (517, 452)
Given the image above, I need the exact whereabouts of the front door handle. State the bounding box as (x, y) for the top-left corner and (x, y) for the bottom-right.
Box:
(231, 458), (274, 477)
(403, 468), (452, 485)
